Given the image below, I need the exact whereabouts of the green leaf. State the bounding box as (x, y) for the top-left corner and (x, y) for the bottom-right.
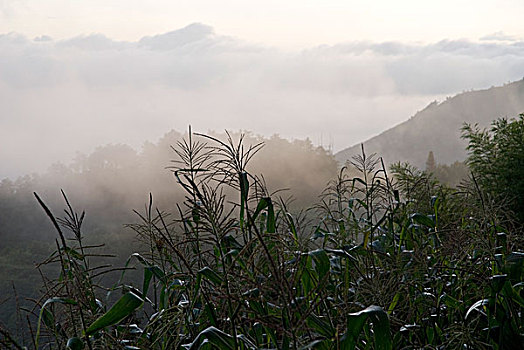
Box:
(148, 265), (167, 283)
(342, 305), (392, 350)
(251, 322), (264, 346)
(491, 274), (507, 293)
(36, 298), (78, 349)
(221, 234), (243, 250)
(239, 172), (249, 230)
(287, 212), (298, 243)
(465, 299), (490, 320)
(502, 281), (524, 308)
(306, 313), (334, 338)
(252, 197), (269, 221)
(204, 302), (218, 326)
(352, 177), (367, 188)
(265, 197), (276, 233)
(142, 267), (153, 300)
(131, 253), (152, 267)
(183, 326), (235, 350)
(42, 308), (55, 330)
(387, 292), (401, 315)
(252, 197), (276, 233)
(308, 249), (330, 280)
(300, 255), (314, 295)
(248, 300), (265, 315)
(426, 327), (435, 344)
(342, 310), (367, 349)
(325, 248), (357, 263)
(131, 253), (167, 298)
(64, 247), (84, 260)
(66, 337), (84, 350)
(410, 213), (435, 228)
(198, 267), (224, 286)
(237, 334), (257, 349)
(85, 291), (143, 335)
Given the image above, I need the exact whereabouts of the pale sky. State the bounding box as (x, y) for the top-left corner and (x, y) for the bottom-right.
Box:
(1, 1), (524, 179)
(1, 0), (524, 47)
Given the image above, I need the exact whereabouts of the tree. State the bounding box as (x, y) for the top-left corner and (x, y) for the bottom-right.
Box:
(462, 114), (524, 225)
(425, 151), (436, 173)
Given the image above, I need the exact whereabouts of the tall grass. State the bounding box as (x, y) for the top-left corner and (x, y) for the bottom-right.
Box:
(2, 127), (523, 349)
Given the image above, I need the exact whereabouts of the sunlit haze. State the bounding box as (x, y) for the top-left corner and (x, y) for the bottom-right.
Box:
(1, 0), (524, 178)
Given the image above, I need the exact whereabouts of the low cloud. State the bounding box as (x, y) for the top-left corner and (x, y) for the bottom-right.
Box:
(480, 31), (520, 42)
(1, 23), (523, 178)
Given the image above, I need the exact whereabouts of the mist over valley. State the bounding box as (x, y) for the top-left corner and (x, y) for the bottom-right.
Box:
(2, 23), (524, 179)
(2, 4), (524, 348)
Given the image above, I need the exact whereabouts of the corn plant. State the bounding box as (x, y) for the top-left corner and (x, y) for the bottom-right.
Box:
(5, 122), (524, 349)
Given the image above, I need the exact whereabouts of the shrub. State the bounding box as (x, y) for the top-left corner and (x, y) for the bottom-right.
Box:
(462, 114), (524, 226)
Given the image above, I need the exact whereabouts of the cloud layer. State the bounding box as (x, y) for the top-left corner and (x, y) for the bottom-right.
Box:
(1, 24), (524, 178)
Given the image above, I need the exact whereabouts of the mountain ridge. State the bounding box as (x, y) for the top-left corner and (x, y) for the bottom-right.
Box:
(335, 79), (524, 167)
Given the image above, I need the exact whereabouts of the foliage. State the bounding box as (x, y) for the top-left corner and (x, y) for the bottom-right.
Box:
(2, 123), (524, 349)
(462, 114), (524, 225)
(0, 130), (338, 334)
(433, 161), (469, 187)
(422, 151), (469, 187)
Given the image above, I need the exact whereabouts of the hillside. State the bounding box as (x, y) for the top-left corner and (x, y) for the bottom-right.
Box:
(335, 79), (524, 167)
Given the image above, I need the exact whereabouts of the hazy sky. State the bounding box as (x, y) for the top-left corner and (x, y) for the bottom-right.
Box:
(2, 1), (524, 47)
(1, 1), (524, 179)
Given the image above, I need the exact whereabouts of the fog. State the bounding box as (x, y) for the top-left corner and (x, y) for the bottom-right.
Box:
(2, 16), (524, 340)
(2, 23), (524, 179)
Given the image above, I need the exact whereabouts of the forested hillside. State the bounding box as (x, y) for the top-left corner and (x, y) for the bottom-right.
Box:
(336, 79), (524, 167)
(0, 130), (337, 334)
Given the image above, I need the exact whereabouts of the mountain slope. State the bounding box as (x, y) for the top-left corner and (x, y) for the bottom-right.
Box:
(335, 79), (524, 167)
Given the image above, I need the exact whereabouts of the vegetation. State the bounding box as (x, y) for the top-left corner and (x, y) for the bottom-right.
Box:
(462, 115), (524, 225)
(424, 151), (469, 187)
(335, 79), (524, 168)
(0, 130), (336, 335)
(1, 116), (524, 349)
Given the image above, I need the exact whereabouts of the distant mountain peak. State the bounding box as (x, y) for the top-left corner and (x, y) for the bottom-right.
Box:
(139, 23), (215, 50)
